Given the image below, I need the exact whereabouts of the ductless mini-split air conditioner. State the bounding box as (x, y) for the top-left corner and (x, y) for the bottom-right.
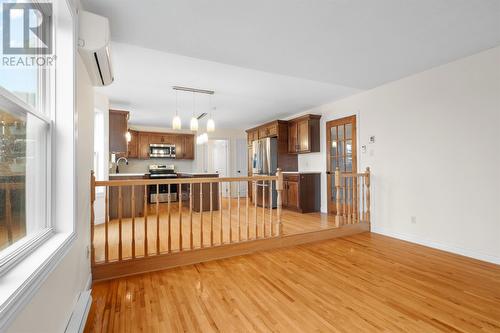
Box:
(78, 10), (114, 86)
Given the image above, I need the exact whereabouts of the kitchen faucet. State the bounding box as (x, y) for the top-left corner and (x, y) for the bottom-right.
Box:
(115, 156), (128, 173)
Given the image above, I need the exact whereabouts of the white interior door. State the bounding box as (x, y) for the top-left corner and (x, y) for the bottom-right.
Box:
(233, 138), (248, 196)
(207, 139), (230, 196)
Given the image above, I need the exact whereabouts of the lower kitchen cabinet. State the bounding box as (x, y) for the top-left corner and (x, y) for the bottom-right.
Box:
(282, 172), (320, 213)
(109, 174), (147, 219)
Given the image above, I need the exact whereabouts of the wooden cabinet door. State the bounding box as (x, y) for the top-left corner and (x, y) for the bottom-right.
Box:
(183, 135), (195, 159)
(109, 110), (128, 153)
(287, 181), (299, 209)
(174, 134), (184, 159)
(127, 130), (138, 158)
(148, 133), (163, 144)
(288, 121), (298, 153)
(297, 119), (309, 152)
(138, 132), (150, 159)
(282, 181), (289, 207)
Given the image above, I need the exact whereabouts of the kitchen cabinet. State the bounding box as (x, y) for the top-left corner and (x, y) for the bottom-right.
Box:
(109, 174), (147, 219)
(282, 172), (320, 213)
(134, 132), (195, 160)
(138, 132), (150, 159)
(174, 134), (195, 160)
(288, 114), (321, 154)
(127, 130), (138, 158)
(178, 173), (219, 212)
(109, 110), (129, 153)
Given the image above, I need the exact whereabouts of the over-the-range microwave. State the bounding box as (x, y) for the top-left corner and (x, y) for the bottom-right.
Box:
(149, 143), (176, 158)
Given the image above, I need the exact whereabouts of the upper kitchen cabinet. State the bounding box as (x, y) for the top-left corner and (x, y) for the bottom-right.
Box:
(288, 114), (321, 154)
(127, 129), (139, 158)
(174, 134), (195, 160)
(138, 132), (150, 159)
(109, 110), (129, 153)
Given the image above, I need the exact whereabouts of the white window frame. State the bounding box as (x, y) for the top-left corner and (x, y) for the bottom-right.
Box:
(0, 0), (55, 273)
(0, 0), (78, 330)
(0, 86), (53, 274)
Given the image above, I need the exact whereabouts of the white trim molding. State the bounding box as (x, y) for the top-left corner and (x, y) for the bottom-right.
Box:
(372, 226), (500, 265)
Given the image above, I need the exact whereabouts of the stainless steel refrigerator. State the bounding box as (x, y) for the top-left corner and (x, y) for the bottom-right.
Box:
(252, 138), (278, 208)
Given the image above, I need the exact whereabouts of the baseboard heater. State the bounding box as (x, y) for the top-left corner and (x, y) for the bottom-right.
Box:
(65, 290), (92, 333)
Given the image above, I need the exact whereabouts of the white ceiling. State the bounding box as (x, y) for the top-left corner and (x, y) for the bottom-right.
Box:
(82, 0), (500, 129)
(94, 42), (358, 128)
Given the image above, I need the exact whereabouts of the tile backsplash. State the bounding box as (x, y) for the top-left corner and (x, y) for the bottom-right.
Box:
(112, 158), (195, 174)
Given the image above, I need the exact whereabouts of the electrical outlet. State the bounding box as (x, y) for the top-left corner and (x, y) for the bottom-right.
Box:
(85, 245), (90, 259)
(411, 216), (417, 224)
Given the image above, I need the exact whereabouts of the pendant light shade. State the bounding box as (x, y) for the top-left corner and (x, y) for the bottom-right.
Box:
(206, 118), (215, 132)
(172, 90), (182, 130)
(190, 117), (199, 131)
(172, 115), (181, 130)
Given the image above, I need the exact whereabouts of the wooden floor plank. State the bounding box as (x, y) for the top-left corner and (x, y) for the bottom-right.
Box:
(85, 232), (500, 333)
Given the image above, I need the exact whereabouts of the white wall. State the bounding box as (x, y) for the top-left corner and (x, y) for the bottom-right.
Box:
(294, 46), (500, 264)
(6, 56), (95, 332)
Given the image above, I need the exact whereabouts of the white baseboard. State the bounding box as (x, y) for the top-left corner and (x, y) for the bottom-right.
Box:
(371, 226), (500, 265)
(84, 273), (92, 291)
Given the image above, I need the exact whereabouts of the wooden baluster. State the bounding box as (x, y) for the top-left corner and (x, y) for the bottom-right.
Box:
(156, 184), (160, 255)
(190, 183), (193, 249)
(178, 184), (182, 251)
(200, 182), (204, 248)
(237, 182), (241, 242)
(210, 182), (214, 247)
(365, 167), (371, 224)
(167, 184), (171, 253)
(131, 185), (136, 259)
(219, 181), (223, 244)
(334, 168), (342, 227)
(246, 180), (250, 240)
(229, 183), (232, 243)
(118, 186), (123, 261)
(105, 186), (109, 262)
(353, 176), (358, 224)
(144, 185), (148, 256)
(254, 181), (258, 238)
(269, 179), (273, 237)
(262, 181), (266, 237)
(347, 178), (351, 224)
(90, 172), (95, 265)
(362, 175), (365, 223)
(276, 169), (283, 236)
(342, 178), (346, 223)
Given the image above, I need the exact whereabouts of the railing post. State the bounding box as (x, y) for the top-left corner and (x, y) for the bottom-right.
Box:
(365, 167), (371, 224)
(276, 169), (283, 236)
(90, 171), (96, 266)
(334, 167), (342, 227)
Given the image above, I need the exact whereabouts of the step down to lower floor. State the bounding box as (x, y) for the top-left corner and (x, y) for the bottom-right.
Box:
(92, 222), (369, 282)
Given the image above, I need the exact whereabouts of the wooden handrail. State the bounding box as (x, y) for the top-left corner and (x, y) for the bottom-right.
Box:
(94, 175), (278, 187)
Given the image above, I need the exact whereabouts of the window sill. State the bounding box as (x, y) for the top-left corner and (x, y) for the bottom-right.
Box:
(0, 231), (77, 331)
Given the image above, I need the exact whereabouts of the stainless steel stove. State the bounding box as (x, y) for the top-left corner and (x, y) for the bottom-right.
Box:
(148, 164), (178, 203)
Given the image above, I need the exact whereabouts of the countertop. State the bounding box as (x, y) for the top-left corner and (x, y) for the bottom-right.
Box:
(109, 173), (149, 177)
(281, 171), (322, 174)
(177, 172), (220, 177)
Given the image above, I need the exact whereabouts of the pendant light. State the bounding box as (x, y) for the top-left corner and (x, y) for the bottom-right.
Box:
(190, 92), (199, 131)
(172, 90), (181, 130)
(206, 95), (215, 132)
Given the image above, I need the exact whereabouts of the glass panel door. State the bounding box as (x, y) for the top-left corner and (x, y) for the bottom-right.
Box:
(326, 116), (357, 215)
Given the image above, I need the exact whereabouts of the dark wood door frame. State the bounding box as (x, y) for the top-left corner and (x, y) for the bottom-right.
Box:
(326, 115), (357, 215)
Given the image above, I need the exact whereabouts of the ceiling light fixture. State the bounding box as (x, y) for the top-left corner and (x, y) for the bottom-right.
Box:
(172, 90), (181, 130)
(190, 92), (198, 131)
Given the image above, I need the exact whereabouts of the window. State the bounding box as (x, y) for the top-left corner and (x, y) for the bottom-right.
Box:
(0, 0), (53, 269)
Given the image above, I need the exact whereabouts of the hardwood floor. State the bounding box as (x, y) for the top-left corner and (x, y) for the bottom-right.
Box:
(93, 198), (337, 262)
(85, 232), (500, 333)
